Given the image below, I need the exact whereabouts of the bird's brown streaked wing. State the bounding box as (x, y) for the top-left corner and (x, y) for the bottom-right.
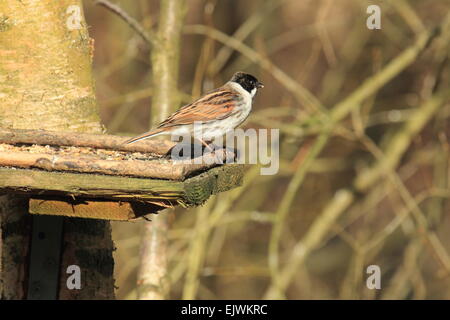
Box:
(157, 88), (241, 128)
(123, 87), (240, 145)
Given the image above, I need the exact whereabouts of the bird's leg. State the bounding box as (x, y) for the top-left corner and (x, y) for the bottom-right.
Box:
(194, 138), (224, 163)
(195, 138), (213, 152)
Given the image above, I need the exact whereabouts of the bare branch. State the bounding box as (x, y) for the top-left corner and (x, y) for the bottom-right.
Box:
(95, 0), (157, 47)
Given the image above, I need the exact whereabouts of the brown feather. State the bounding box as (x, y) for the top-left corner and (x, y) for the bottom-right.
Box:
(157, 85), (240, 128)
(123, 128), (167, 145)
(124, 84), (241, 145)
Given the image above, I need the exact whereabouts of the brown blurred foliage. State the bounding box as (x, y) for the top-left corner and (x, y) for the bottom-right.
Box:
(83, 0), (450, 299)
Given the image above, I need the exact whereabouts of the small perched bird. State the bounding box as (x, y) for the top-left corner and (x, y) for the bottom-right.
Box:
(123, 72), (263, 146)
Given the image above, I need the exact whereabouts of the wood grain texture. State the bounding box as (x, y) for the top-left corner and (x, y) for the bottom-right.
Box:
(0, 150), (231, 181)
(0, 164), (244, 208)
(0, 128), (237, 180)
(0, 128), (175, 155)
(29, 199), (136, 221)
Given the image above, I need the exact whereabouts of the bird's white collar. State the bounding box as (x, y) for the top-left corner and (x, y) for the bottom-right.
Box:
(230, 82), (257, 99)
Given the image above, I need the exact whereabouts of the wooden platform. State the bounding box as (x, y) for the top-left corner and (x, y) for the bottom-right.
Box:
(0, 128), (244, 220)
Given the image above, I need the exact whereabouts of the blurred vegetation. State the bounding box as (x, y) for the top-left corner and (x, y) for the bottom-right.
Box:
(84, 0), (450, 299)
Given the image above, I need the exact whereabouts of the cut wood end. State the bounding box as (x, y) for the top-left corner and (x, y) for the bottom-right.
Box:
(28, 198), (165, 221)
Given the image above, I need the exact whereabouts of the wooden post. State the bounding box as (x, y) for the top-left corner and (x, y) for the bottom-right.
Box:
(0, 0), (114, 299)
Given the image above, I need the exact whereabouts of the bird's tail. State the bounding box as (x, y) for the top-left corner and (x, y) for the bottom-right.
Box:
(123, 128), (166, 145)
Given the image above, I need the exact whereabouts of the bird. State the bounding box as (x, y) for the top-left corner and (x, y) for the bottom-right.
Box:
(123, 72), (264, 147)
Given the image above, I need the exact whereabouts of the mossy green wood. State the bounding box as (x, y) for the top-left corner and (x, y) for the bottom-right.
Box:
(0, 164), (244, 207)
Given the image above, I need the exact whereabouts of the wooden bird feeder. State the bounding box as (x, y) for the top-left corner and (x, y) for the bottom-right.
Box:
(0, 128), (244, 221)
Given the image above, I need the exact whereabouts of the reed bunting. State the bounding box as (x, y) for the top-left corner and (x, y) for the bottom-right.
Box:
(124, 72), (263, 146)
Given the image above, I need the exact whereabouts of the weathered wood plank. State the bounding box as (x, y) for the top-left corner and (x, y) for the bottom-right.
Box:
(0, 164), (244, 208)
(0, 149), (234, 181)
(0, 128), (175, 154)
(0, 167), (184, 200)
(29, 199), (137, 221)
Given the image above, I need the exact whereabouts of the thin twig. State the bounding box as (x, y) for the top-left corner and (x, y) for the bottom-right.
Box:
(265, 189), (354, 299)
(95, 0), (157, 46)
(264, 21), (449, 296)
(184, 24), (326, 115)
(267, 129), (331, 286)
(207, 0), (286, 76)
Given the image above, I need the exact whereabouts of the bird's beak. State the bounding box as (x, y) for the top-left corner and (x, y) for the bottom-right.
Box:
(257, 82), (264, 88)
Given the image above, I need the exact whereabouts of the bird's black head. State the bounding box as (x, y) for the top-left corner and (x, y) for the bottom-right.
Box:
(230, 72), (264, 95)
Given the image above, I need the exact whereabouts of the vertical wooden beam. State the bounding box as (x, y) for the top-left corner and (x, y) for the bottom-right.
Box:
(27, 216), (63, 300)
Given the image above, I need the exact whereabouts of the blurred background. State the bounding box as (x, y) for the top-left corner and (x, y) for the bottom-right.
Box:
(83, 0), (450, 299)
